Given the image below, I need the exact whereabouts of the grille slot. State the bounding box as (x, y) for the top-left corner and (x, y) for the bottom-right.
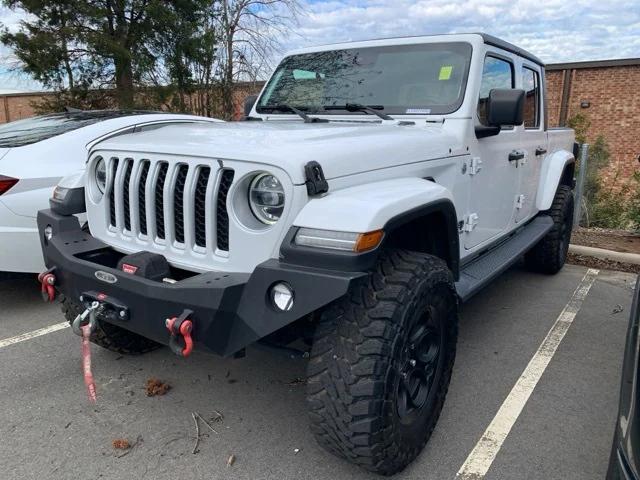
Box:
(109, 158), (119, 227)
(216, 169), (235, 252)
(173, 164), (189, 244)
(155, 162), (169, 240)
(194, 167), (210, 248)
(122, 159), (134, 231)
(138, 161), (150, 235)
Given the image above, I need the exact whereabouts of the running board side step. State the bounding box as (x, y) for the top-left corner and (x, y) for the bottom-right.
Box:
(455, 216), (554, 302)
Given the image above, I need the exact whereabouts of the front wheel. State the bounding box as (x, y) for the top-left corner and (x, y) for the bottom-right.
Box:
(525, 184), (574, 274)
(306, 250), (458, 475)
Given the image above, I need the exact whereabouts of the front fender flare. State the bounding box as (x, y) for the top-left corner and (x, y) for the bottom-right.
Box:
(293, 177), (455, 232)
(536, 150), (575, 211)
(284, 178), (460, 276)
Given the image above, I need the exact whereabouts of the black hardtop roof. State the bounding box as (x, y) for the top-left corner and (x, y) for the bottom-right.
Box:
(301, 32), (545, 67)
(479, 33), (544, 66)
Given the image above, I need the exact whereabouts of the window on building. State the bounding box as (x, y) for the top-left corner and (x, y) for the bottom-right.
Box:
(522, 67), (541, 128)
(477, 56), (514, 126)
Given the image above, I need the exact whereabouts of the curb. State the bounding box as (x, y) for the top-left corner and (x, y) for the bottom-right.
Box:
(569, 244), (640, 266)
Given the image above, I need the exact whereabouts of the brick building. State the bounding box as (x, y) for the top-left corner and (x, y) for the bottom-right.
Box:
(2, 59), (639, 184)
(546, 58), (640, 183)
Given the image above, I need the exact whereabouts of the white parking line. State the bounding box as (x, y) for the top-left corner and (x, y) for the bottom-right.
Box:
(0, 322), (70, 349)
(456, 268), (600, 480)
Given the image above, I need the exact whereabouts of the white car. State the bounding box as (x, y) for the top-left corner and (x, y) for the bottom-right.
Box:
(0, 110), (219, 273)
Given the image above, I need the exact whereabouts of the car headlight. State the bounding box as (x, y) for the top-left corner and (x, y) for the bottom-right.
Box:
(95, 158), (107, 193)
(249, 173), (285, 224)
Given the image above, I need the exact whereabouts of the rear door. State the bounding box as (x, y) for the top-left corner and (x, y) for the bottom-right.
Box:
(515, 63), (546, 223)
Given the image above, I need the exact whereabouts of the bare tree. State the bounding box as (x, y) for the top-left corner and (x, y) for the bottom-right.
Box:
(212, 0), (301, 119)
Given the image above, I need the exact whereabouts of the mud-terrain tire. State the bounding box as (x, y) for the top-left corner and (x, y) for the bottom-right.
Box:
(525, 185), (574, 275)
(61, 298), (160, 355)
(306, 250), (458, 475)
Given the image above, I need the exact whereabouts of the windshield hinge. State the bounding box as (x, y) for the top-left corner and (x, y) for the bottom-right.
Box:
(304, 161), (329, 196)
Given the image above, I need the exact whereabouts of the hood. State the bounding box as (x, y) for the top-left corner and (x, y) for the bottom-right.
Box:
(0, 148), (11, 161)
(95, 121), (462, 184)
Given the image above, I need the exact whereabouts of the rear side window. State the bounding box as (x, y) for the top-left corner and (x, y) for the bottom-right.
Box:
(477, 56), (514, 126)
(522, 67), (541, 128)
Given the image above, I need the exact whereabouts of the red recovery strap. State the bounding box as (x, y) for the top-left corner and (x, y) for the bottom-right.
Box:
(81, 324), (97, 403)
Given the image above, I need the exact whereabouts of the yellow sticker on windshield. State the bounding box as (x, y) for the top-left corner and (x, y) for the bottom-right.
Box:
(439, 65), (453, 80)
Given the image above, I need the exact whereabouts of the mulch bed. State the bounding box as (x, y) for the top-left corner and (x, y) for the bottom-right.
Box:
(568, 227), (640, 274)
(571, 227), (640, 254)
(567, 253), (640, 274)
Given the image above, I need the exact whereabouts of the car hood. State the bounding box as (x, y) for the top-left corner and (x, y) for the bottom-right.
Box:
(95, 121), (462, 184)
(0, 148), (11, 161)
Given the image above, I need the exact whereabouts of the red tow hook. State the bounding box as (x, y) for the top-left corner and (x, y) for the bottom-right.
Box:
(37, 269), (56, 302)
(165, 309), (194, 358)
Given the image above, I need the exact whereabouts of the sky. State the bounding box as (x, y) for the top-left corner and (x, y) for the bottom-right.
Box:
(1, 0), (639, 91)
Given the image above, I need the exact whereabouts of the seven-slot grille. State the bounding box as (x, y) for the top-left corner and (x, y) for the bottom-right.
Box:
(104, 156), (234, 253)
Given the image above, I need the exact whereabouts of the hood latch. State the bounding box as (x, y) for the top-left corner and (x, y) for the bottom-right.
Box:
(304, 161), (329, 196)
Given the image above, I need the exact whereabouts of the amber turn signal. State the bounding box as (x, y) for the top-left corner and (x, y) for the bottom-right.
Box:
(354, 230), (384, 253)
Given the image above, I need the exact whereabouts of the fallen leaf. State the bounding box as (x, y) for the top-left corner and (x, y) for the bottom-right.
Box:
(145, 378), (171, 397)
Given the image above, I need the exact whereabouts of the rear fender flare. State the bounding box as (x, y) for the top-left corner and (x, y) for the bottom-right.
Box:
(536, 150), (575, 211)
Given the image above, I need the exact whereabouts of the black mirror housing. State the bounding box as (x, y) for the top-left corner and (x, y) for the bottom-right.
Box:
(487, 88), (525, 127)
(244, 94), (258, 117)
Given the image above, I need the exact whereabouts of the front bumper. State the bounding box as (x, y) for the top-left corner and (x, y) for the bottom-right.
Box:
(38, 209), (364, 357)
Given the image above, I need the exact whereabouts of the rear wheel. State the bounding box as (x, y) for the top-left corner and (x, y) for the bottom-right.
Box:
(306, 250), (458, 475)
(525, 184), (574, 274)
(61, 298), (160, 355)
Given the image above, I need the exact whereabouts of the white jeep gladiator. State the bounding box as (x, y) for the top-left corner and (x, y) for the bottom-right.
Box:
(38, 33), (576, 474)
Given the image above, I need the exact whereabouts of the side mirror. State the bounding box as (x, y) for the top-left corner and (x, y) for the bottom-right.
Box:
(244, 95), (258, 117)
(487, 88), (525, 126)
(476, 88), (525, 138)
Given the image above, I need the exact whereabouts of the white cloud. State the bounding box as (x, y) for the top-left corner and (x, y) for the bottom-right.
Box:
(0, 0), (638, 91)
(282, 0), (640, 63)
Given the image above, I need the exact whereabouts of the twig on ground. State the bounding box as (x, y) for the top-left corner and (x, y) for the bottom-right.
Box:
(194, 412), (219, 434)
(192, 412), (201, 454)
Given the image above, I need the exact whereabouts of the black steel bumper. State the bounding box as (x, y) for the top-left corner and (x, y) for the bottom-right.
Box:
(38, 209), (364, 357)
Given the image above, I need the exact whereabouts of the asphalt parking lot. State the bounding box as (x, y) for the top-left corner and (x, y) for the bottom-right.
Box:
(0, 264), (637, 480)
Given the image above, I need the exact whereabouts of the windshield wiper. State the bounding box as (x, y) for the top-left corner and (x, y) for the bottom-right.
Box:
(324, 103), (394, 121)
(261, 105), (328, 123)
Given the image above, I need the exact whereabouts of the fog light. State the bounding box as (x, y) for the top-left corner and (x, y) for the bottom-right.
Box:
(44, 225), (53, 241)
(270, 282), (294, 312)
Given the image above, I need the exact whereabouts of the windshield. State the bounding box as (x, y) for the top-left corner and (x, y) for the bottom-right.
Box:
(258, 42), (472, 116)
(0, 111), (152, 148)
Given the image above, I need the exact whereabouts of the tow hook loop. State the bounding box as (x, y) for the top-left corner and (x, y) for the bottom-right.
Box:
(72, 301), (100, 337)
(37, 269), (56, 302)
(166, 309), (194, 358)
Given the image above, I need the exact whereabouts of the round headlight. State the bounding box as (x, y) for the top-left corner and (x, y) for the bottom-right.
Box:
(95, 158), (107, 194)
(249, 173), (285, 225)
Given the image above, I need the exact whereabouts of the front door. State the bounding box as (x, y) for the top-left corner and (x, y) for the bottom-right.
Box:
(465, 54), (521, 249)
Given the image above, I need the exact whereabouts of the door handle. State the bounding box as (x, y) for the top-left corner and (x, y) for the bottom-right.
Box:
(535, 147), (547, 156)
(508, 150), (525, 162)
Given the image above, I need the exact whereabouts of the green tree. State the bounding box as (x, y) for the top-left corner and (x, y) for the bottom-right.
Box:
(1, 0), (210, 109)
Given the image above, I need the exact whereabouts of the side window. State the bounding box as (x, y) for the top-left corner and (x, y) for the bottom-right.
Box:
(477, 56), (514, 126)
(522, 67), (540, 128)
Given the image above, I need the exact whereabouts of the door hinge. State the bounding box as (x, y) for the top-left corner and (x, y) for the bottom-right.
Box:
(463, 213), (479, 232)
(516, 194), (525, 210)
(469, 157), (483, 175)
